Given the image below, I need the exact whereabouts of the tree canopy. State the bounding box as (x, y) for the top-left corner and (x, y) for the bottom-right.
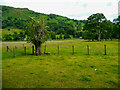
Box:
(83, 13), (106, 41)
(25, 17), (49, 55)
(83, 13), (119, 41)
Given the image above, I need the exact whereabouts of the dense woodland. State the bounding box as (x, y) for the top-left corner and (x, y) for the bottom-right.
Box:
(2, 5), (120, 41)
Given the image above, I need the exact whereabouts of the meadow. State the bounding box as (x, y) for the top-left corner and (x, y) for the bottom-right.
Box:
(2, 39), (118, 88)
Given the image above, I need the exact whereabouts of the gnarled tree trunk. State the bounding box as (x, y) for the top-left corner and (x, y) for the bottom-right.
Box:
(35, 41), (42, 56)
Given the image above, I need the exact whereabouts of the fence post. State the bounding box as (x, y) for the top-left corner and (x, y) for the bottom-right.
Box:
(87, 45), (89, 55)
(104, 45), (106, 55)
(7, 46), (8, 52)
(32, 46), (34, 55)
(58, 45), (59, 55)
(44, 45), (46, 54)
(72, 45), (74, 55)
(24, 47), (26, 55)
(23, 44), (24, 47)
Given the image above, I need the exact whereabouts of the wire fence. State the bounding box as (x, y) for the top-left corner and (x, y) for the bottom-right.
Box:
(2, 43), (118, 59)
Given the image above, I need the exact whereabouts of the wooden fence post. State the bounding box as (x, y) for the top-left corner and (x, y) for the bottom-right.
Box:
(44, 45), (46, 54)
(87, 45), (89, 55)
(6, 46), (16, 57)
(72, 45), (74, 55)
(58, 45), (59, 55)
(24, 47), (26, 55)
(7, 46), (8, 52)
(32, 46), (34, 55)
(104, 45), (106, 55)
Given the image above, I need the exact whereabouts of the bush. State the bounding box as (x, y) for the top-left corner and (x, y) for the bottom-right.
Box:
(3, 34), (12, 41)
(64, 33), (70, 39)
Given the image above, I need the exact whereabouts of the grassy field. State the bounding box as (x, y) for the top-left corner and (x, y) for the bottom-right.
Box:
(2, 39), (118, 88)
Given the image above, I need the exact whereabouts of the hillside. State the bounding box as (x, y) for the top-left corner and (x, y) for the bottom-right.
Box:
(2, 6), (84, 31)
(2, 5), (120, 41)
(2, 5), (85, 41)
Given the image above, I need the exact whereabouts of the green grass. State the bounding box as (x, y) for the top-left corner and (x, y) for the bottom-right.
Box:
(2, 39), (118, 88)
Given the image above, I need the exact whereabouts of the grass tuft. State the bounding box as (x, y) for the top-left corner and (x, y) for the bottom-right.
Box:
(90, 65), (96, 68)
(81, 75), (92, 81)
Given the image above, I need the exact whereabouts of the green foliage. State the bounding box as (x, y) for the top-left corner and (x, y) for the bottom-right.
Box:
(101, 20), (113, 39)
(50, 31), (56, 40)
(25, 17), (48, 45)
(82, 30), (97, 41)
(3, 34), (12, 41)
(2, 6), (119, 41)
(2, 29), (25, 41)
(75, 31), (83, 38)
(59, 33), (63, 39)
(64, 33), (71, 39)
(83, 13), (106, 41)
(2, 17), (26, 29)
(113, 16), (120, 39)
(2, 5), (85, 41)
(83, 13), (119, 41)
(12, 32), (20, 41)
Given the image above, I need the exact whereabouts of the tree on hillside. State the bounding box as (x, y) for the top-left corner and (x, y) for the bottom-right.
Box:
(13, 32), (20, 41)
(19, 32), (25, 40)
(84, 13), (106, 41)
(50, 31), (56, 39)
(25, 17), (49, 55)
(3, 34), (12, 41)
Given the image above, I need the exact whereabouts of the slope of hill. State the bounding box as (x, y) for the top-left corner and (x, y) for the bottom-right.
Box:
(2, 5), (85, 41)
